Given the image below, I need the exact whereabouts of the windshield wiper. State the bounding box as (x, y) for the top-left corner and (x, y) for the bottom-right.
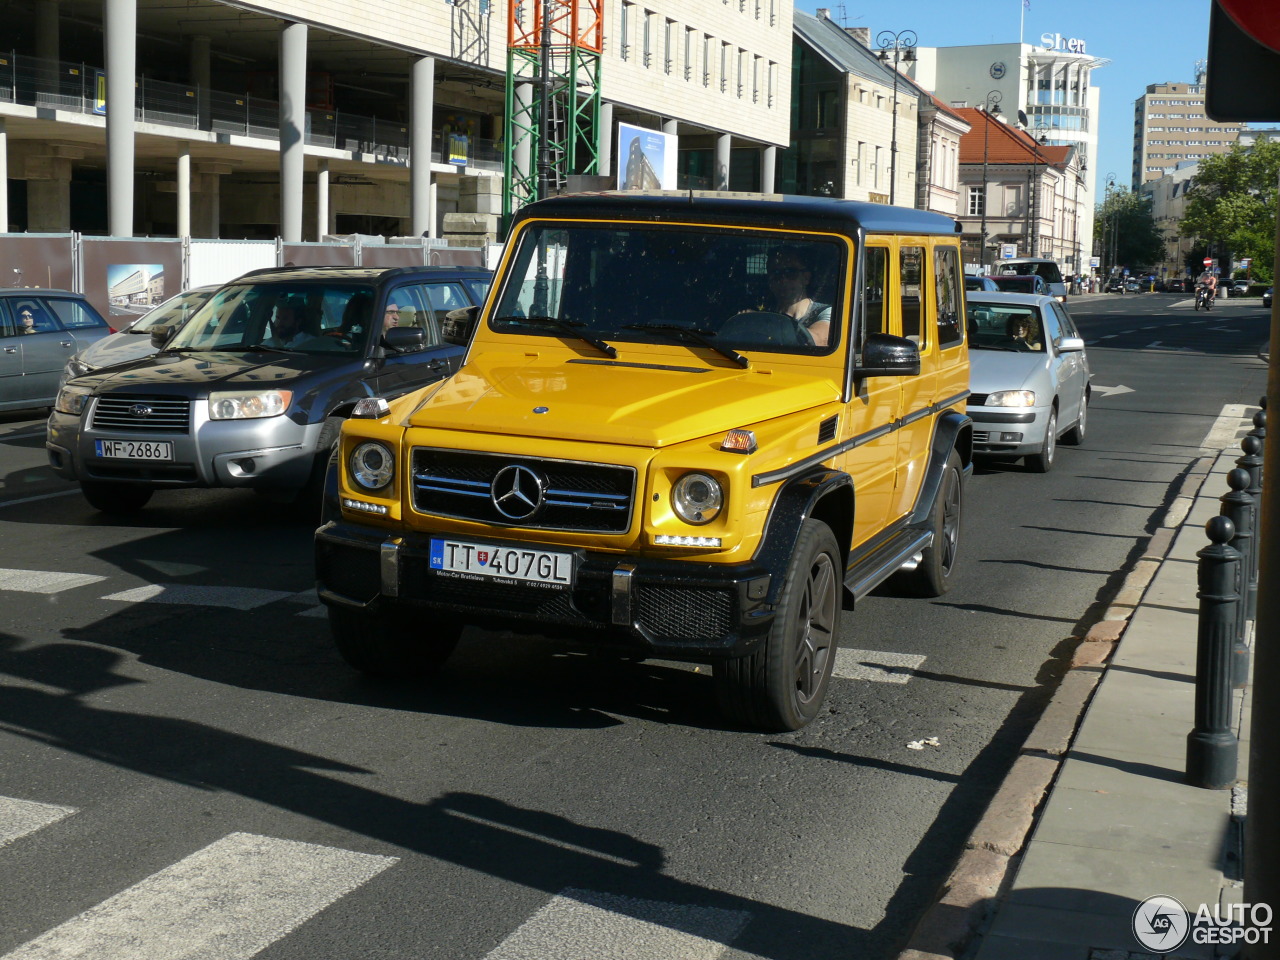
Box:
(234, 343), (296, 355)
(624, 323), (749, 369)
(491, 315), (617, 359)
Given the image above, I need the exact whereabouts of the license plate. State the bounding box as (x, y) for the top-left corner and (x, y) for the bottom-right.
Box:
(429, 538), (574, 587)
(94, 439), (174, 461)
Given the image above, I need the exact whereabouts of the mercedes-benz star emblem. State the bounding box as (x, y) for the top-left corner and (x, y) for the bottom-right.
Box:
(491, 464), (545, 520)
(129, 403), (154, 418)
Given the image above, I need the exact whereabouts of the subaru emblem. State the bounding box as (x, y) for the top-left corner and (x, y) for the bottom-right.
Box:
(129, 403), (154, 418)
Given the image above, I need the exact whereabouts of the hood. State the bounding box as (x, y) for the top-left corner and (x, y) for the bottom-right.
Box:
(968, 349), (1051, 396)
(76, 331), (161, 371)
(77, 350), (349, 396)
(408, 351), (838, 448)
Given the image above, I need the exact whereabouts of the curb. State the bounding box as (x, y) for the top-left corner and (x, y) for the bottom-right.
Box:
(894, 455), (1218, 960)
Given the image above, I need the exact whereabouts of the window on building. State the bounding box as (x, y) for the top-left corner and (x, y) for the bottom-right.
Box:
(873, 145), (882, 188)
(737, 47), (745, 98)
(968, 185), (985, 216)
(769, 0), (776, 25)
(767, 60), (776, 108)
(721, 42), (729, 93)
(703, 34), (712, 87)
(684, 26), (694, 81)
(855, 141), (865, 186)
(620, 2), (632, 60)
(752, 55), (760, 103)
(643, 9), (653, 67)
(664, 18), (674, 74)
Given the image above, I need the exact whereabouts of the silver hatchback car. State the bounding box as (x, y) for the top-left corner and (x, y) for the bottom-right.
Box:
(1, 290), (112, 412)
(965, 292), (1091, 473)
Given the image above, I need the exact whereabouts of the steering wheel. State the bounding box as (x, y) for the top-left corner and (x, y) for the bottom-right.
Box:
(720, 311), (815, 346)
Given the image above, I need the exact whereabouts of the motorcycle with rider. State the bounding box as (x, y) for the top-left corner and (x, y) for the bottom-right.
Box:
(1194, 271), (1217, 310)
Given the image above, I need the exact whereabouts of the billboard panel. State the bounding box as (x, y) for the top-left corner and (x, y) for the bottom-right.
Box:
(617, 123), (677, 191)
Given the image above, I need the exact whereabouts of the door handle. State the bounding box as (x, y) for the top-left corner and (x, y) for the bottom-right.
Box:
(3, 346), (15, 354)
(61, 341), (75, 348)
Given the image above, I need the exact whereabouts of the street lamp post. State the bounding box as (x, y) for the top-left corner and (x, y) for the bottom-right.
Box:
(979, 90), (1002, 271)
(1029, 122), (1049, 257)
(877, 29), (917, 207)
(1103, 172), (1117, 281)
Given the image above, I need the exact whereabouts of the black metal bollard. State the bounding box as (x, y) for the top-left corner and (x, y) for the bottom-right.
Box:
(1220, 468), (1254, 688)
(1187, 516), (1241, 789)
(1249, 402), (1266, 489)
(1238, 434), (1264, 622)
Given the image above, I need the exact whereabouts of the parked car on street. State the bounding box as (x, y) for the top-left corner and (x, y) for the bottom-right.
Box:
(988, 274), (1049, 296)
(1, 289), (113, 413)
(47, 265), (491, 514)
(966, 292), (1091, 473)
(1264, 287), (1273, 308)
(61, 284), (220, 388)
(1231, 279), (1251, 295)
(965, 274), (1000, 292)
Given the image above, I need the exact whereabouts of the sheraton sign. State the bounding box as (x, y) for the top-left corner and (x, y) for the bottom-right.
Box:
(1039, 32), (1088, 54)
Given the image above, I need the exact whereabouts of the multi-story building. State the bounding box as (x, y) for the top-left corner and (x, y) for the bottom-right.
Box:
(1139, 162), (1199, 281)
(905, 35), (1106, 276)
(1, 0), (790, 240)
(1131, 76), (1247, 190)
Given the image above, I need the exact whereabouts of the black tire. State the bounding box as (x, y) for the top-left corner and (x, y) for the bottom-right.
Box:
(292, 415), (344, 515)
(1025, 407), (1058, 473)
(714, 520), (841, 731)
(81, 480), (153, 514)
(1061, 392), (1088, 446)
(892, 449), (963, 597)
(330, 604), (462, 678)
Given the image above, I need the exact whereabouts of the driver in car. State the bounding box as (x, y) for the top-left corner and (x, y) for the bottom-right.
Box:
(766, 246), (831, 346)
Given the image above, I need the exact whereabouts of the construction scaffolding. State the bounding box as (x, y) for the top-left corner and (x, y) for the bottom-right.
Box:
(503, 0), (603, 219)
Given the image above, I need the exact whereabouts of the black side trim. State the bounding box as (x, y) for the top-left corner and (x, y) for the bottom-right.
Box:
(755, 469), (853, 607)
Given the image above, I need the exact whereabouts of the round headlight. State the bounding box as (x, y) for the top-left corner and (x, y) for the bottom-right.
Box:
(349, 441), (394, 491)
(671, 472), (723, 525)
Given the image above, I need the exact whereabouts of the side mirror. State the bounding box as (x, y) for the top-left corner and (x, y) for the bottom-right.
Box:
(441, 305), (480, 346)
(382, 326), (426, 354)
(855, 332), (921, 378)
(1057, 336), (1085, 353)
(149, 325), (174, 349)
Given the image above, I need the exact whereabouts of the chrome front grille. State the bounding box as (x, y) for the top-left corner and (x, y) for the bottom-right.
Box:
(91, 396), (192, 433)
(411, 448), (635, 533)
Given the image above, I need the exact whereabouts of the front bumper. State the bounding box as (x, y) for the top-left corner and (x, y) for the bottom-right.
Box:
(314, 520), (777, 661)
(47, 403), (322, 490)
(968, 406), (1047, 456)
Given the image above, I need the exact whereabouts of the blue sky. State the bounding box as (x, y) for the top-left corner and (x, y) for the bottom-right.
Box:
(794, 0), (1219, 193)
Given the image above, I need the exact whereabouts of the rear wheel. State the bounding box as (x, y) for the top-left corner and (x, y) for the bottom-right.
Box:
(81, 480), (153, 514)
(714, 520), (840, 731)
(892, 449), (963, 597)
(1025, 407), (1058, 473)
(330, 604), (462, 678)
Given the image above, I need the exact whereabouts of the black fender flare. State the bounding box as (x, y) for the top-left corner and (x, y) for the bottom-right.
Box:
(905, 410), (972, 528)
(754, 469), (854, 607)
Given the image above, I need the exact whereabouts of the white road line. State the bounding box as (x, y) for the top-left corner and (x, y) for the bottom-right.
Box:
(485, 888), (750, 960)
(0, 796), (76, 848)
(1101, 334), (1117, 339)
(1146, 341), (1163, 349)
(0, 568), (107, 595)
(100, 584), (296, 610)
(0, 832), (397, 960)
(832, 648), (926, 683)
(1201, 404), (1252, 453)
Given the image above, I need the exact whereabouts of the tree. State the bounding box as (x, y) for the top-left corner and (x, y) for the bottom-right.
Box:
(1181, 137), (1280, 283)
(1094, 189), (1165, 273)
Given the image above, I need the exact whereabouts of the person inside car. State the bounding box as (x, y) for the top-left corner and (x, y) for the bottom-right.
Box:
(18, 307), (42, 334)
(765, 245), (831, 346)
(264, 299), (315, 349)
(1007, 314), (1041, 352)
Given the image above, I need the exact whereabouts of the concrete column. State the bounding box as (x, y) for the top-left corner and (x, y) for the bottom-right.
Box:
(316, 158), (329, 241)
(598, 101), (613, 180)
(27, 162), (72, 232)
(410, 55), (435, 237)
(191, 35), (211, 131)
(193, 163), (229, 238)
(760, 144), (776, 194)
(715, 134), (731, 191)
(35, 0), (59, 62)
(278, 21), (307, 242)
(176, 145), (190, 237)
(105, 0), (136, 236)
(662, 119), (678, 136)
(0, 119), (7, 232)
(427, 180), (437, 240)
(514, 83), (533, 190)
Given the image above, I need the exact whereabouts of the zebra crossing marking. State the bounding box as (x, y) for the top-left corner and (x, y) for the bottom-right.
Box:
(484, 887), (750, 960)
(833, 648), (926, 684)
(0, 832), (397, 960)
(100, 584), (296, 610)
(0, 796), (76, 848)
(0, 568), (107, 595)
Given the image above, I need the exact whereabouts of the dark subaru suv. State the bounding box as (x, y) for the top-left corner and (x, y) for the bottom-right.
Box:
(47, 265), (489, 513)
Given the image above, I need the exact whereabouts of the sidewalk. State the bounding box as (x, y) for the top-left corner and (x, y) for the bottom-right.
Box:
(899, 418), (1259, 960)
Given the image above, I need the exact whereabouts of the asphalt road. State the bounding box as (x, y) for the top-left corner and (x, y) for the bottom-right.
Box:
(0, 291), (1270, 960)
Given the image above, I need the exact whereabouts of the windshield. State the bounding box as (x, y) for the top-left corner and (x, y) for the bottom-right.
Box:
(997, 261), (1064, 284)
(130, 288), (215, 333)
(967, 301), (1046, 353)
(168, 282), (377, 355)
(491, 224), (846, 354)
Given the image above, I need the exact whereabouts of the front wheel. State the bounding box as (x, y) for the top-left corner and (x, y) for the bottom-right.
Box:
(330, 604), (462, 678)
(714, 520), (841, 731)
(81, 480), (153, 514)
(892, 450), (963, 597)
(1061, 393), (1088, 446)
(1025, 407), (1058, 473)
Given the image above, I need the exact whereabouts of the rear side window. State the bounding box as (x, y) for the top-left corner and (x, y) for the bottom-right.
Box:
(900, 246), (926, 346)
(934, 246), (963, 348)
(44, 298), (108, 330)
(862, 246), (888, 338)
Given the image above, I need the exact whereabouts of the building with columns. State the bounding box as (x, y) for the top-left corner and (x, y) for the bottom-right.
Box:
(1, 0), (790, 241)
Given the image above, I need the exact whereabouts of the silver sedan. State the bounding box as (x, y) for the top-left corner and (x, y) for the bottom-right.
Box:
(965, 292), (1091, 473)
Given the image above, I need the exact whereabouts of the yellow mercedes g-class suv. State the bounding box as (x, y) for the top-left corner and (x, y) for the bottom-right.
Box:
(316, 193), (971, 731)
